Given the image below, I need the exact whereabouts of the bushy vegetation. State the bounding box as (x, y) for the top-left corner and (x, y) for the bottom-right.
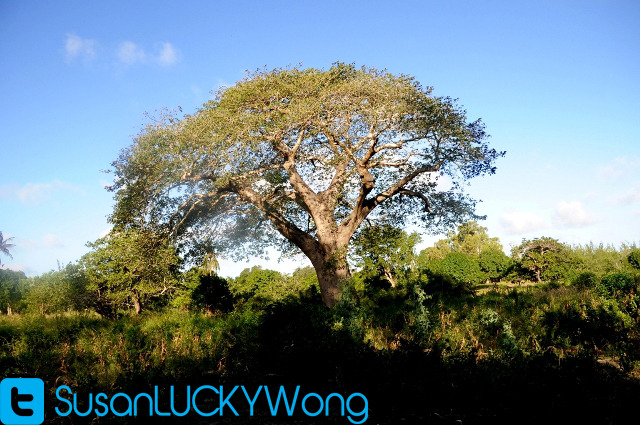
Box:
(2, 223), (640, 423)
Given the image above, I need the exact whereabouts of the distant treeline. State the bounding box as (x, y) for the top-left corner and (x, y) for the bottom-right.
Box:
(1, 222), (638, 317)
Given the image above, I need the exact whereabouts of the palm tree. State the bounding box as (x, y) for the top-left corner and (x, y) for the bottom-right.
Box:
(0, 231), (15, 266)
(202, 252), (220, 276)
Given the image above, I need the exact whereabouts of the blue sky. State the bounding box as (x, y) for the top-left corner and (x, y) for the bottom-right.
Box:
(1, 0), (639, 278)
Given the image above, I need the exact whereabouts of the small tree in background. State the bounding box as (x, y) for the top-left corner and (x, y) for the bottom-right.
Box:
(418, 221), (503, 265)
(178, 268), (234, 314)
(478, 249), (512, 285)
(23, 263), (92, 315)
(417, 221), (508, 287)
(628, 249), (640, 270)
(433, 251), (484, 286)
(437, 221), (502, 256)
(511, 237), (574, 282)
(231, 266), (289, 303)
(351, 224), (421, 288)
(81, 229), (180, 315)
(0, 268), (27, 315)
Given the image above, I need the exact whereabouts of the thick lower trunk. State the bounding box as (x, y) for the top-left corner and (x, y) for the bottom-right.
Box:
(313, 252), (351, 308)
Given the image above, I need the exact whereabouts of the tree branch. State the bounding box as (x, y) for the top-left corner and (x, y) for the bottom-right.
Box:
(236, 184), (320, 257)
(398, 189), (432, 213)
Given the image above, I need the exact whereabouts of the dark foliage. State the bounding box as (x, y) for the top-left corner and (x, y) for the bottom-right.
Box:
(189, 272), (234, 313)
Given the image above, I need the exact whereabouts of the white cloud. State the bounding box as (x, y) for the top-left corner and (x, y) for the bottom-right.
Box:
(42, 234), (64, 247)
(616, 187), (640, 205)
(99, 228), (112, 238)
(553, 201), (598, 228)
(499, 211), (547, 235)
(157, 43), (179, 66)
(16, 238), (38, 249)
(64, 34), (180, 68)
(116, 41), (180, 67)
(614, 157), (640, 167)
(65, 33), (97, 63)
(0, 180), (83, 206)
(17, 182), (61, 204)
(597, 156), (640, 180)
(117, 41), (147, 65)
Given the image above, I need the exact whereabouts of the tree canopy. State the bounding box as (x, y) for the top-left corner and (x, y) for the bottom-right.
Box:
(351, 224), (421, 288)
(419, 221), (503, 262)
(80, 228), (181, 315)
(108, 63), (504, 307)
(511, 237), (575, 282)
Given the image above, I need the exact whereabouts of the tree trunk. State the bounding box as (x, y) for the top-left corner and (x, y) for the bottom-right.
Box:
(383, 267), (397, 288)
(312, 248), (351, 308)
(132, 293), (142, 315)
(6, 303), (12, 316)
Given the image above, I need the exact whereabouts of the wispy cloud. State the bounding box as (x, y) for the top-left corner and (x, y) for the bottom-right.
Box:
(65, 33), (97, 63)
(499, 211), (547, 235)
(64, 34), (180, 69)
(43, 234), (64, 247)
(0, 180), (83, 206)
(116, 41), (180, 67)
(157, 43), (179, 66)
(597, 156), (640, 180)
(117, 41), (147, 65)
(616, 187), (640, 205)
(553, 201), (598, 228)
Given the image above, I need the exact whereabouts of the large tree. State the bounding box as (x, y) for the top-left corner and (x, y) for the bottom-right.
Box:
(108, 64), (503, 308)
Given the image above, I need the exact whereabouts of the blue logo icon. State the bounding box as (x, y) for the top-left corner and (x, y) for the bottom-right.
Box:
(0, 378), (44, 424)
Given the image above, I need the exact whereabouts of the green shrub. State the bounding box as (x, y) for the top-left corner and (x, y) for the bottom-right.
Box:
(628, 249), (640, 270)
(178, 269), (234, 313)
(419, 271), (475, 300)
(478, 249), (512, 281)
(428, 252), (484, 286)
(573, 271), (599, 289)
(0, 269), (28, 314)
(598, 272), (637, 297)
